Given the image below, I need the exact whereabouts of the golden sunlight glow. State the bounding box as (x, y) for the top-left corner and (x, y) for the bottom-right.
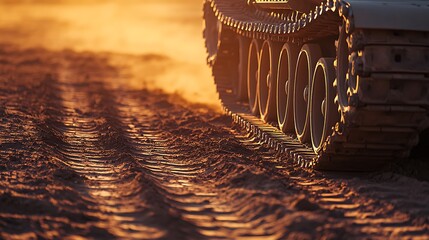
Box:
(0, 0), (220, 108)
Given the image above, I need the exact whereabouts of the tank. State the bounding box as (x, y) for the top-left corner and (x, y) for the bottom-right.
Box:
(203, 0), (429, 170)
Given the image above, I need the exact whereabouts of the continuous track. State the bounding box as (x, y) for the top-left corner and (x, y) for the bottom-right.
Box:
(204, 0), (429, 170)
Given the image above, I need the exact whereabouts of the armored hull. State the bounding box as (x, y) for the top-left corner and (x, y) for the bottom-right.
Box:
(203, 0), (429, 170)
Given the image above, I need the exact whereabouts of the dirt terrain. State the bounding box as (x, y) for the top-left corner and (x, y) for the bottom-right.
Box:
(1, 1), (429, 239)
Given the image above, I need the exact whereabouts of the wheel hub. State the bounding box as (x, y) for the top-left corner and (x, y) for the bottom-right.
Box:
(285, 81), (289, 96)
(303, 86), (309, 102)
(266, 72), (271, 89)
(321, 99), (326, 116)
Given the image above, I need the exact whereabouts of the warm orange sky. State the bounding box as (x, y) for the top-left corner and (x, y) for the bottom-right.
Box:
(0, 0), (220, 108)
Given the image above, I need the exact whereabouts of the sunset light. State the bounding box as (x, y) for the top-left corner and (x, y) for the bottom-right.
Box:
(0, 0), (219, 107)
(1, 0), (429, 239)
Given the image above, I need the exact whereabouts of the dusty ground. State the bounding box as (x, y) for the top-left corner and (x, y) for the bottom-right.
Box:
(1, 1), (429, 239)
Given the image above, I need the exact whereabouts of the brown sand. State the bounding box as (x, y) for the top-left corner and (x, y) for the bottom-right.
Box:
(0, 1), (428, 239)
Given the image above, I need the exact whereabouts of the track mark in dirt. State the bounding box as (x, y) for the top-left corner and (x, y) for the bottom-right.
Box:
(55, 60), (277, 239)
(231, 129), (429, 238)
(53, 80), (166, 239)
(113, 91), (287, 239)
(0, 50), (110, 239)
(1, 46), (429, 239)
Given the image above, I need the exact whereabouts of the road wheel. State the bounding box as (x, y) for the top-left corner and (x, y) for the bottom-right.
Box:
(258, 40), (282, 122)
(293, 44), (322, 143)
(310, 58), (340, 153)
(247, 39), (261, 115)
(277, 43), (299, 133)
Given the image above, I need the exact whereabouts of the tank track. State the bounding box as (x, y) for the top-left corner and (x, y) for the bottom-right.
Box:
(204, 0), (429, 170)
